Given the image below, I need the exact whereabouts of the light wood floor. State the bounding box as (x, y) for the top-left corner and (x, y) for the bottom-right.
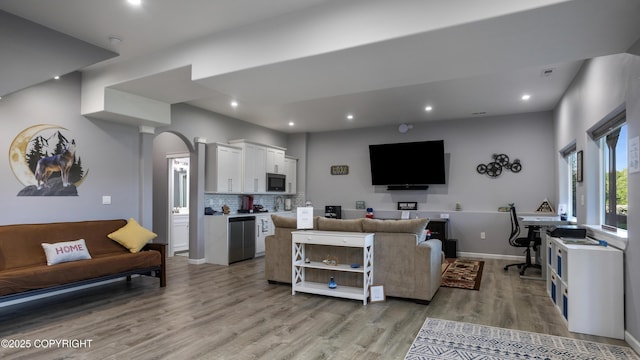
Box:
(0, 256), (629, 360)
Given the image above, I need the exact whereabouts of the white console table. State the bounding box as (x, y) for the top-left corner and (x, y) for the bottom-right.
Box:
(292, 230), (374, 305)
(546, 235), (624, 339)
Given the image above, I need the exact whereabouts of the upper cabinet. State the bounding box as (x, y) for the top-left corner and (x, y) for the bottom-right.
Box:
(216, 139), (288, 194)
(266, 147), (286, 174)
(285, 156), (297, 194)
(243, 142), (267, 193)
(205, 143), (242, 193)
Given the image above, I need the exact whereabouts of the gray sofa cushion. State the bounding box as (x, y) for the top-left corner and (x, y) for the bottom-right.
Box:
(316, 217), (363, 232)
(362, 218), (429, 237)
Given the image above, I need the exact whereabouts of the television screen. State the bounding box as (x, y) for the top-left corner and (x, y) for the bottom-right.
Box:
(369, 140), (445, 185)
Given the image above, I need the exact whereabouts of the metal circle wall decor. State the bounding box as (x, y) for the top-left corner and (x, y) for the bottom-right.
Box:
(476, 153), (522, 178)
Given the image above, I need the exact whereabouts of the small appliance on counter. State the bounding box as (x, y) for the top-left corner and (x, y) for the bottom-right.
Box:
(325, 205), (342, 219)
(252, 204), (269, 213)
(284, 198), (292, 211)
(239, 195), (254, 213)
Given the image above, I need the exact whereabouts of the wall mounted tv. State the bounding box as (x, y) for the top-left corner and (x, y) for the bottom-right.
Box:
(369, 140), (445, 189)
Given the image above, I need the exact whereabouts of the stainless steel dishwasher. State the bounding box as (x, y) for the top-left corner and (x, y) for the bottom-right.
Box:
(228, 216), (256, 263)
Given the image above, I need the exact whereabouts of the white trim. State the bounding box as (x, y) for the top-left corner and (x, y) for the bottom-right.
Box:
(188, 258), (206, 265)
(584, 225), (628, 251)
(626, 330), (640, 356)
(458, 252), (524, 261)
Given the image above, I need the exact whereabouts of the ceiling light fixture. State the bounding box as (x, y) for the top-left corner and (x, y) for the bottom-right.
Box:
(346, 114), (354, 120)
(127, 0), (142, 6)
(521, 94), (531, 101)
(425, 106), (433, 112)
(398, 123), (413, 133)
(288, 121), (294, 127)
(54, 76), (60, 80)
(230, 101), (238, 107)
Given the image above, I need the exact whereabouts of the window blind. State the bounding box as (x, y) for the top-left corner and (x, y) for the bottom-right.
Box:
(589, 110), (626, 140)
(559, 142), (576, 158)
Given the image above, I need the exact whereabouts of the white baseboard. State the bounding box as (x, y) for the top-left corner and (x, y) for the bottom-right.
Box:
(457, 251), (525, 261)
(188, 258), (206, 265)
(626, 330), (640, 355)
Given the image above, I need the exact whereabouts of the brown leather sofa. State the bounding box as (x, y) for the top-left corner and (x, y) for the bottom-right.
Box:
(265, 215), (442, 303)
(0, 219), (166, 301)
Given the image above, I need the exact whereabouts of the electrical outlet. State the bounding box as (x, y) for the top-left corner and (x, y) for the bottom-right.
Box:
(480, 232), (486, 240)
(102, 195), (111, 205)
(440, 213), (450, 219)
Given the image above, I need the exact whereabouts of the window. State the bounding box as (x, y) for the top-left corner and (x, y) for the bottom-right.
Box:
(591, 110), (627, 230)
(560, 143), (577, 219)
(567, 150), (577, 218)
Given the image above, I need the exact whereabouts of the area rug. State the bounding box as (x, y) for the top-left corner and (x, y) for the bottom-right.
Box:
(440, 259), (484, 290)
(405, 318), (640, 360)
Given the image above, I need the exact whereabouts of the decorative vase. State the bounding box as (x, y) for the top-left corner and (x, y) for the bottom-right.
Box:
(328, 276), (337, 289)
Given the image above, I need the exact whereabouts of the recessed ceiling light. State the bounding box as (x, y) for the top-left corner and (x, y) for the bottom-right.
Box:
(288, 121), (295, 127)
(128, 0), (142, 5)
(425, 106), (433, 112)
(521, 94), (531, 101)
(230, 101), (238, 107)
(346, 114), (354, 120)
(54, 76), (60, 80)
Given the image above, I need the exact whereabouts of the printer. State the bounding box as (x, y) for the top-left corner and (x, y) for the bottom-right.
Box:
(546, 225), (587, 239)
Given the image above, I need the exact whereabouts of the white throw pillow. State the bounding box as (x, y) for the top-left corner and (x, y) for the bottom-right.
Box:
(41, 239), (92, 266)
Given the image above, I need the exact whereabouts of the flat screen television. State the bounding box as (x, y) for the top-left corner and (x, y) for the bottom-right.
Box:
(369, 140), (445, 186)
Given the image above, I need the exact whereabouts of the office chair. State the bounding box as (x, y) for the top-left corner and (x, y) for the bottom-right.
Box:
(504, 206), (542, 275)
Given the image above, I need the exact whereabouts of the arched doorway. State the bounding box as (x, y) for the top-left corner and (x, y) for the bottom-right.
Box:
(152, 132), (195, 258)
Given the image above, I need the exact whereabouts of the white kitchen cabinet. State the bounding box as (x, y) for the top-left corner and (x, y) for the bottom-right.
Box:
(285, 156), (297, 194)
(171, 214), (189, 255)
(205, 143), (242, 193)
(229, 140), (267, 193)
(254, 213), (274, 256)
(266, 146), (286, 174)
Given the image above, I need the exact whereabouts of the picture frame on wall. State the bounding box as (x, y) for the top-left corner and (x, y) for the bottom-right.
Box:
(397, 202), (417, 211)
(577, 150), (583, 182)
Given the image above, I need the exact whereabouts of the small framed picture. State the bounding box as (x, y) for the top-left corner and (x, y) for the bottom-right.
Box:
(330, 165), (349, 175)
(370, 285), (386, 302)
(397, 201), (417, 210)
(356, 200), (365, 209)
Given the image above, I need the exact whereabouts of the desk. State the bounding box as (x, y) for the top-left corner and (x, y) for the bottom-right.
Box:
(517, 216), (573, 280)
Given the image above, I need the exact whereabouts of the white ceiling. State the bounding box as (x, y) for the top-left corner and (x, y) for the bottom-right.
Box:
(1, 0), (640, 133)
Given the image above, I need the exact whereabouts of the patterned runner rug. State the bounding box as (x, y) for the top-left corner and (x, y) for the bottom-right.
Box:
(440, 259), (484, 290)
(405, 318), (640, 360)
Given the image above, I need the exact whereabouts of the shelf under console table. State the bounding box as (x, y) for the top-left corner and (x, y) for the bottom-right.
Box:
(292, 230), (374, 305)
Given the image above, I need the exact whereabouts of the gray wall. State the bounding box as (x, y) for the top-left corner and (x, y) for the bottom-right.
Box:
(0, 72), (141, 225)
(553, 53), (640, 346)
(305, 112), (556, 256)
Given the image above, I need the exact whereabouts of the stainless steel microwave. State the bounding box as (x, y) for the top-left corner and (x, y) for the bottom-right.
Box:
(266, 173), (286, 192)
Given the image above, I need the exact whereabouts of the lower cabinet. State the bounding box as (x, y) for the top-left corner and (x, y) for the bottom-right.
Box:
(255, 214), (274, 257)
(546, 235), (624, 339)
(205, 212), (291, 265)
(171, 214), (189, 255)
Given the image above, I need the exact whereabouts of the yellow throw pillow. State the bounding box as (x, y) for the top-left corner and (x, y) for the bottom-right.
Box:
(108, 218), (157, 253)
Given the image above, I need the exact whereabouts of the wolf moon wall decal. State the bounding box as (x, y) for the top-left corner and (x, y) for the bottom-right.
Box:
(9, 124), (88, 196)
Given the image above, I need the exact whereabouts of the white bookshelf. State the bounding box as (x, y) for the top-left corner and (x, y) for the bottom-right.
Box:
(546, 235), (624, 339)
(292, 230), (374, 305)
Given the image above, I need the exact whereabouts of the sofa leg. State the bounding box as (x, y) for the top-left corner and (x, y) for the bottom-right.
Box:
(126, 275), (132, 282)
